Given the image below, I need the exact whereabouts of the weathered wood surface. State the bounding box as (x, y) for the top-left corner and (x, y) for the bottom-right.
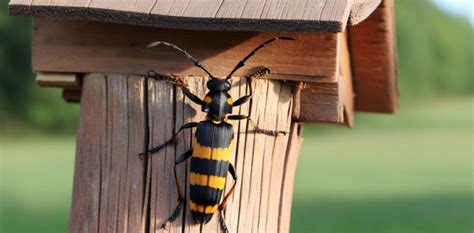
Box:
(349, 0), (381, 25)
(295, 32), (354, 126)
(32, 18), (339, 80)
(349, 0), (398, 113)
(70, 73), (302, 232)
(10, 0), (353, 32)
(339, 32), (354, 126)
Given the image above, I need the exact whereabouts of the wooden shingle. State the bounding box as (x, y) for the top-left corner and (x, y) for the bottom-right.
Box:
(10, 0), (354, 32)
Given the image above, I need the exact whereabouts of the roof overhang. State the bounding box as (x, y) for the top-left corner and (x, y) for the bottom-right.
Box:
(9, 0), (380, 32)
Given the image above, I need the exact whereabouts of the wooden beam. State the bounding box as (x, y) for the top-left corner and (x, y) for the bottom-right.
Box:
(349, 0), (398, 113)
(10, 0), (353, 32)
(297, 79), (344, 124)
(295, 32), (354, 126)
(32, 18), (339, 81)
(36, 72), (81, 88)
(70, 73), (302, 232)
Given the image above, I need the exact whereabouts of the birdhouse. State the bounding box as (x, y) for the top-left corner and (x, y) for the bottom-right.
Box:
(9, 0), (398, 232)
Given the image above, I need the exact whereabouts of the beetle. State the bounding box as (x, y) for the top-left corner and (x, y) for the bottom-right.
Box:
(139, 37), (294, 232)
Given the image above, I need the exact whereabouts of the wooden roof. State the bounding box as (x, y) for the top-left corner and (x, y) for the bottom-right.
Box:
(9, 0), (380, 32)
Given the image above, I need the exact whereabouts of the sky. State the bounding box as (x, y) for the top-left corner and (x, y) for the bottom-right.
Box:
(431, 0), (474, 24)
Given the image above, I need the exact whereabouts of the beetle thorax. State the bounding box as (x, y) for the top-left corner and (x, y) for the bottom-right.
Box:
(202, 91), (233, 122)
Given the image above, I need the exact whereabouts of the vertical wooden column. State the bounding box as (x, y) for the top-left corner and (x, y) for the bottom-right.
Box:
(70, 73), (303, 233)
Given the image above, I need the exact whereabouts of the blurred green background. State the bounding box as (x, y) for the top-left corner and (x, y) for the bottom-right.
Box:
(0, 0), (472, 232)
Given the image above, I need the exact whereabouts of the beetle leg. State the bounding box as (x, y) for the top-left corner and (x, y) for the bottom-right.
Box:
(218, 163), (237, 233)
(147, 70), (205, 106)
(227, 115), (287, 136)
(160, 149), (193, 229)
(139, 122), (198, 159)
(182, 86), (205, 106)
(232, 67), (270, 107)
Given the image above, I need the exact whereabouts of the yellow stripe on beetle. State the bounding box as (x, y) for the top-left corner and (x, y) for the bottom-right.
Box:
(190, 172), (226, 190)
(192, 138), (233, 161)
(204, 96), (212, 104)
(226, 97), (233, 105)
(190, 201), (218, 214)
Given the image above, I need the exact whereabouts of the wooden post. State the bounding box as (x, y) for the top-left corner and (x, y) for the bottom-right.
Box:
(70, 73), (303, 233)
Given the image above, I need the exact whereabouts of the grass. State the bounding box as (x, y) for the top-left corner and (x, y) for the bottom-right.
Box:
(292, 97), (473, 233)
(0, 97), (472, 233)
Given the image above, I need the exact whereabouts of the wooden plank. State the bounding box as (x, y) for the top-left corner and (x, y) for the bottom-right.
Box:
(69, 74), (106, 233)
(278, 123), (303, 233)
(32, 18), (339, 81)
(215, 0), (248, 18)
(224, 77), (250, 233)
(295, 32), (353, 126)
(10, 0), (353, 32)
(340, 32), (354, 127)
(318, 0), (353, 30)
(182, 0), (223, 18)
(261, 80), (293, 232)
(88, 0), (155, 13)
(69, 74), (146, 232)
(298, 80), (344, 124)
(68, 73), (301, 232)
(349, 0), (381, 25)
(349, 0), (398, 113)
(36, 72), (80, 88)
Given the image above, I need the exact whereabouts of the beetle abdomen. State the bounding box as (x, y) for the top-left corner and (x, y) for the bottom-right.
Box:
(190, 121), (234, 224)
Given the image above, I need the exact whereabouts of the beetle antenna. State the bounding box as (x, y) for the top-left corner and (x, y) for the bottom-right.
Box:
(225, 36), (295, 80)
(148, 41), (215, 78)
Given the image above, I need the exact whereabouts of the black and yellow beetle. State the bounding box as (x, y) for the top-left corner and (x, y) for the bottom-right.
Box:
(139, 37), (294, 232)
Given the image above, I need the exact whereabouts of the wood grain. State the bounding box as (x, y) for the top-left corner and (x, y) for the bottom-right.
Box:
(349, 0), (398, 113)
(349, 0), (381, 25)
(32, 18), (339, 81)
(10, 0), (353, 32)
(298, 80), (344, 124)
(340, 32), (354, 127)
(70, 74), (146, 232)
(70, 73), (301, 232)
(295, 32), (354, 126)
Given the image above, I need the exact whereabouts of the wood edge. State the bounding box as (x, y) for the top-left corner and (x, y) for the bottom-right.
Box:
(36, 72), (81, 88)
(294, 33), (350, 125)
(340, 32), (354, 127)
(349, 0), (398, 114)
(278, 122), (303, 233)
(348, 0), (382, 25)
(12, 4), (344, 32)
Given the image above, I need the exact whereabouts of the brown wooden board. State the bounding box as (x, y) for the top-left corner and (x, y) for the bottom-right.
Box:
(297, 80), (344, 124)
(70, 74), (146, 232)
(10, 0), (353, 32)
(294, 32), (354, 126)
(32, 18), (340, 81)
(349, 0), (398, 113)
(71, 73), (301, 232)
